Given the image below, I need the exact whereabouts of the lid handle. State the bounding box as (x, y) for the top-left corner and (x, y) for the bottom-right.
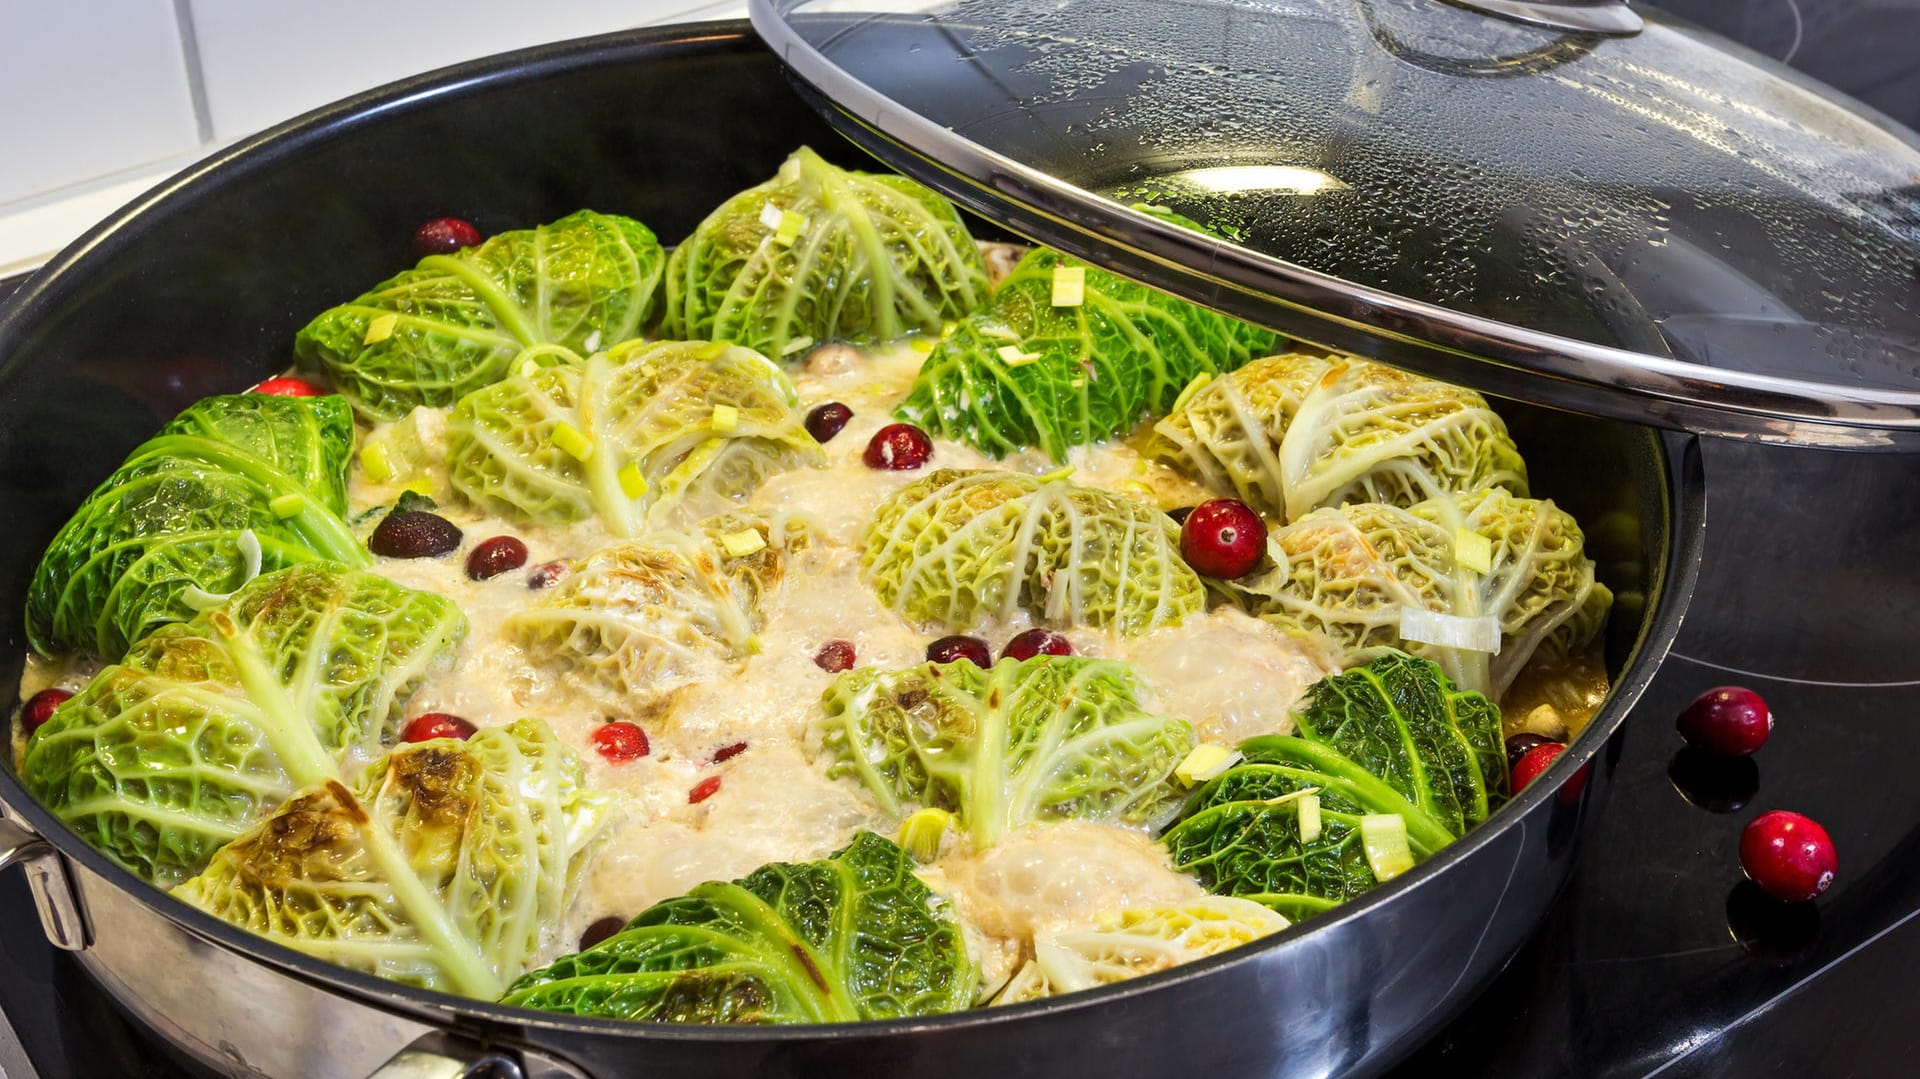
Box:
(1444, 0), (1643, 35)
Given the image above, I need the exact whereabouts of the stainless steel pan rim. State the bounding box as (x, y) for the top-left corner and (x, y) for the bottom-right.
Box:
(0, 19), (1706, 1054)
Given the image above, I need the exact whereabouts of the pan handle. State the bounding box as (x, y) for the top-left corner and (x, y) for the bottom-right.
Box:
(0, 816), (89, 951)
(367, 1035), (591, 1079)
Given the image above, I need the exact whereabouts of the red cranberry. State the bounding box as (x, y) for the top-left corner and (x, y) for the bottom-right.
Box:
(813, 639), (856, 673)
(712, 741), (748, 764)
(370, 510), (462, 558)
(927, 635), (992, 667)
(579, 915), (626, 950)
(689, 775), (723, 804)
(1180, 498), (1265, 578)
(1002, 629), (1072, 662)
(1505, 732), (1558, 769)
(592, 721), (649, 763)
(401, 712), (477, 742)
(805, 402), (853, 443)
(414, 216), (483, 258)
(1511, 742), (1565, 792)
(1678, 686), (1772, 756)
(527, 560), (569, 589)
(250, 376), (325, 397)
(863, 423), (934, 470)
(20, 688), (73, 734)
(1740, 810), (1837, 902)
(466, 535), (529, 580)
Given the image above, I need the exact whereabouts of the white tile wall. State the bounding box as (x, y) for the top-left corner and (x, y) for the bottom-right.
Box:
(188, 0), (743, 141)
(0, 0), (202, 207)
(0, 0), (745, 271)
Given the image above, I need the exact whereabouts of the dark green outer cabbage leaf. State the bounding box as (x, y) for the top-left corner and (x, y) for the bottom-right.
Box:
(895, 246), (1279, 461)
(664, 147), (989, 360)
(500, 832), (974, 1024)
(26, 393), (367, 659)
(296, 210), (664, 420)
(21, 564), (467, 886)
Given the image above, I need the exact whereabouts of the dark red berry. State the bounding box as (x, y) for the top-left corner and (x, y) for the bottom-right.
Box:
(414, 216), (483, 258)
(20, 688), (73, 735)
(250, 376), (325, 397)
(1511, 742), (1565, 792)
(863, 423), (934, 470)
(1002, 629), (1072, 662)
(805, 402), (853, 443)
(579, 915), (626, 950)
(1167, 506), (1195, 525)
(401, 712), (477, 742)
(927, 635), (992, 667)
(689, 775), (723, 804)
(527, 560), (569, 589)
(1740, 810), (1837, 902)
(369, 510), (462, 558)
(466, 535), (529, 580)
(1505, 732), (1558, 769)
(813, 639), (856, 673)
(1180, 498), (1265, 578)
(712, 741), (748, 764)
(1678, 686), (1772, 756)
(592, 721), (649, 763)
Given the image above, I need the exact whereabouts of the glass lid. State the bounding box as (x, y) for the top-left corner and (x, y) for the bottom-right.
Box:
(750, 0), (1920, 449)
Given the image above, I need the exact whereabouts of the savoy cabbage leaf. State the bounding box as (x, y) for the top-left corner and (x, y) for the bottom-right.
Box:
(296, 210), (664, 420)
(26, 393), (368, 659)
(175, 718), (612, 999)
(500, 831), (974, 1023)
(1145, 351), (1528, 523)
(664, 147), (990, 361)
(1162, 654), (1505, 918)
(447, 339), (823, 536)
(992, 896), (1290, 1004)
(1229, 488), (1610, 697)
(817, 655), (1197, 847)
(21, 564), (467, 886)
(863, 468), (1204, 638)
(896, 246), (1277, 461)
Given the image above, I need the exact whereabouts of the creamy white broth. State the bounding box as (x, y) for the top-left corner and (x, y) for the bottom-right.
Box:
(340, 334), (1333, 977)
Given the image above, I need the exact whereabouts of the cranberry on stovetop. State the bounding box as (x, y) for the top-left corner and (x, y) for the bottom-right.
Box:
(369, 510), (462, 558)
(592, 721), (650, 763)
(926, 635), (992, 667)
(466, 535), (529, 580)
(579, 915), (627, 951)
(863, 423), (933, 470)
(1740, 810), (1838, 903)
(805, 402), (853, 443)
(689, 775), (723, 804)
(401, 712), (477, 742)
(1677, 685), (1772, 756)
(414, 216), (483, 258)
(1001, 629), (1072, 662)
(814, 639), (856, 673)
(250, 376), (325, 397)
(20, 688), (73, 735)
(1180, 498), (1265, 579)
(1505, 732), (1560, 769)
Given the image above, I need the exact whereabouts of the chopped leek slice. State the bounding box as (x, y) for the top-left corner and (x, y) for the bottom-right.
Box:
(757, 202), (785, 231)
(359, 442), (392, 484)
(361, 312), (397, 345)
(1050, 265), (1086, 306)
(719, 529), (767, 557)
(774, 210), (808, 246)
(1175, 743), (1244, 787)
(996, 345), (1039, 367)
(1454, 528), (1493, 575)
(616, 461), (648, 500)
(267, 493), (303, 518)
(1359, 814), (1414, 882)
(550, 421), (593, 462)
(711, 404), (739, 432)
(896, 807), (956, 863)
(1297, 793), (1322, 843)
(1399, 609), (1500, 652)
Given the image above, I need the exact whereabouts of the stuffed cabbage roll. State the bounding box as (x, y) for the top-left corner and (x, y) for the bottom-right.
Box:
(817, 655), (1197, 846)
(175, 718), (612, 1000)
(21, 564), (467, 885)
(1229, 488), (1610, 698)
(447, 339), (824, 536)
(664, 147), (990, 360)
(896, 246), (1277, 461)
(26, 393), (368, 659)
(1145, 352), (1528, 523)
(296, 210), (664, 420)
(501, 832), (973, 1023)
(864, 469), (1205, 638)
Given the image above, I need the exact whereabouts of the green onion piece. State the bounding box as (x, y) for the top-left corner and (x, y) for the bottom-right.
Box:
(1359, 814), (1414, 882)
(1298, 793), (1322, 843)
(551, 421), (593, 462)
(711, 404), (739, 432)
(617, 461), (648, 500)
(896, 808), (955, 863)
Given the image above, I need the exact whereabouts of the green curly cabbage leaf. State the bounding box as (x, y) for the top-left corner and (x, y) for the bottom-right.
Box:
(296, 210), (664, 420)
(818, 656), (1196, 847)
(1145, 351), (1529, 522)
(864, 469), (1204, 637)
(1162, 654), (1505, 918)
(500, 831), (974, 1023)
(896, 247), (1278, 460)
(26, 393), (368, 659)
(175, 718), (612, 1000)
(992, 896), (1290, 1004)
(1229, 488), (1611, 697)
(447, 339), (823, 536)
(21, 564), (467, 886)
(504, 514), (811, 712)
(664, 147), (989, 360)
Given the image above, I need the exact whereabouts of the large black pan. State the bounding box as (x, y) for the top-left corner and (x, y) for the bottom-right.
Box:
(0, 22), (1701, 1079)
